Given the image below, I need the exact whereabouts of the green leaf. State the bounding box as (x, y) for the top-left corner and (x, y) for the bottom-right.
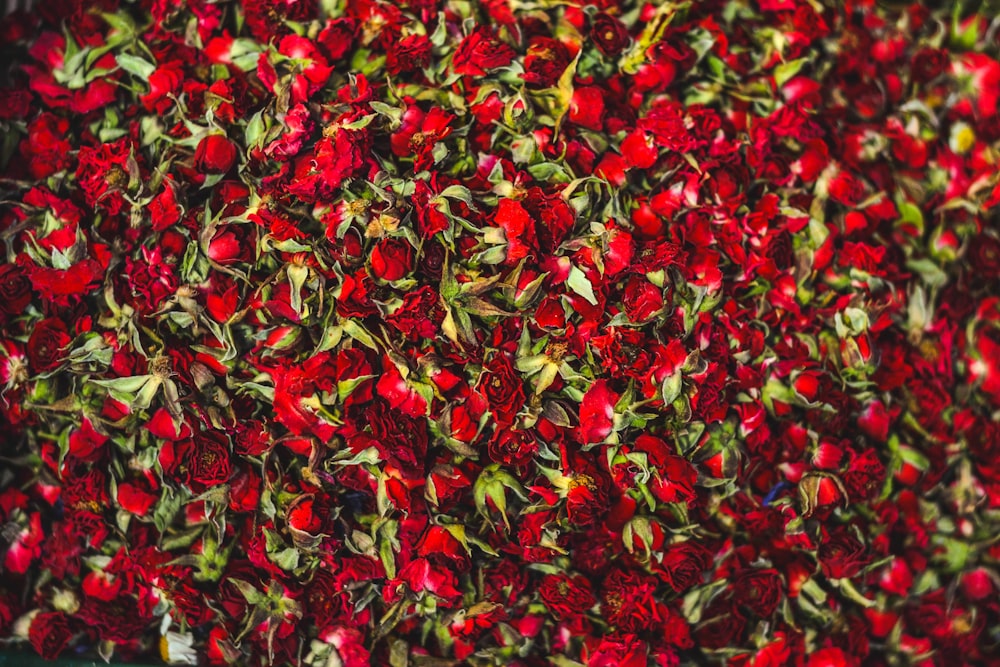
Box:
(245, 110), (267, 149)
(269, 547), (300, 571)
(287, 264), (309, 316)
(566, 265), (598, 305)
(342, 113), (376, 130)
(370, 101), (403, 128)
(774, 57), (807, 87)
(438, 184), (474, 205)
(895, 199), (924, 234)
(100, 11), (137, 38)
(342, 320), (379, 350)
(338, 375), (376, 402)
(230, 579), (268, 606)
(116, 53), (156, 79)
(661, 371), (683, 405)
(89, 375), (154, 394)
(905, 258), (948, 288)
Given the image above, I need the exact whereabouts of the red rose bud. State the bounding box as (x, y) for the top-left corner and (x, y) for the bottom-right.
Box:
(811, 441), (845, 470)
(858, 399), (890, 442)
(784, 559), (813, 598)
(863, 607), (900, 638)
(894, 445), (928, 486)
(370, 237), (414, 281)
(878, 557), (913, 596)
(840, 333), (875, 370)
(229, 468), (262, 513)
(897, 635), (933, 664)
(930, 225), (960, 261)
(805, 647), (849, 667)
(147, 407), (192, 440)
(843, 210), (868, 234)
(791, 370), (822, 402)
(579, 379), (618, 444)
(630, 197), (664, 237)
(605, 493), (637, 532)
(82, 570), (122, 602)
(623, 515), (665, 554)
(206, 225), (250, 265)
(206, 626), (239, 666)
(968, 329), (1000, 404)
(595, 152), (628, 186)
(287, 496), (323, 534)
(195, 133), (238, 174)
(699, 445), (740, 480)
(798, 472), (847, 516)
(960, 567), (995, 601)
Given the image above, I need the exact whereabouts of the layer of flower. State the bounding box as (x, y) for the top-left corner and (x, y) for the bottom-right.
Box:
(1, 0), (1000, 666)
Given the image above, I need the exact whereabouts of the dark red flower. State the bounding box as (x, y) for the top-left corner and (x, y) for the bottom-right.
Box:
(621, 275), (663, 322)
(74, 139), (132, 215)
(566, 471), (609, 526)
(304, 568), (353, 632)
(695, 600), (747, 649)
(523, 37), (572, 88)
(591, 13), (630, 56)
(160, 430), (233, 491)
(387, 34), (432, 74)
(650, 455), (698, 506)
(656, 541), (711, 593)
(584, 633), (648, 667)
(733, 568), (783, 617)
(21, 113), (73, 178)
(476, 354), (526, 427)
(366, 403), (428, 479)
(912, 48), (949, 82)
(488, 427), (538, 467)
(601, 568), (659, 632)
(819, 528), (871, 579)
(26, 317), (71, 372)
(0, 264), (32, 315)
(538, 573), (595, 620)
(521, 187), (575, 253)
(452, 27), (515, 76)
(77, 597), (150, 643)
(317, 18), (356, 60)
(386, 285), (443, 340)
(29, 612), (74, 660)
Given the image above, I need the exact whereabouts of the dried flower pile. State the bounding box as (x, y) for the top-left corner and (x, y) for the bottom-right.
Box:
(2, 0), (1000, 665)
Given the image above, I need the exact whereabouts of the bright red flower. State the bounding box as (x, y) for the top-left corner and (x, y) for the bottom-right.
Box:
(195, 134), (238, 174)
(579, 380), (617, 444)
